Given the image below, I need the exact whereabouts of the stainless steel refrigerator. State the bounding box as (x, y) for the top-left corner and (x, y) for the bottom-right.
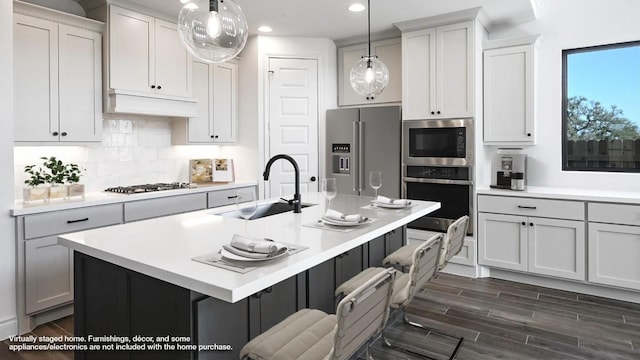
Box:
(326, 106), (401, 197)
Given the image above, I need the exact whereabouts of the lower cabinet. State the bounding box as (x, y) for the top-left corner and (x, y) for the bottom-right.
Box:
(25, 236), (73, 314)
(588, 222), (640, 290)
(248, 276), (304, 338)
(124, 193), (207, 222)
(478, 212), (586, 281)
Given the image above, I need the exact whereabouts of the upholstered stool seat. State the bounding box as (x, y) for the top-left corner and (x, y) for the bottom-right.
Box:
(241, 268), (396, 360)
(383, 243), (420, 266)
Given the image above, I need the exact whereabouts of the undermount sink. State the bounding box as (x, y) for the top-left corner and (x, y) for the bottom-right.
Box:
(217, 201), (316, 220)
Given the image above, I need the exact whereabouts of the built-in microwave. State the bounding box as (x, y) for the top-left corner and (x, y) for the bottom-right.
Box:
(402, 118), (474, 167)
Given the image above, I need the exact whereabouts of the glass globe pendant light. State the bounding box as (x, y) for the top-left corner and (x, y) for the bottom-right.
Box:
(350, 0), (389, 99)
(178, 0), (248, 63)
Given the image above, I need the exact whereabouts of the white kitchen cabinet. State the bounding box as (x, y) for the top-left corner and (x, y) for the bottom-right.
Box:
(337, 38), (402, 106)
(483, 36), (538, 144)
(172, 61), (238, 144)
(588, 202), (640, 290)
(207, 186), (255, 208)
(401, 22), (473, 120)
(478, 195), (586, 281)
(105, 5), (195, 116)
(13, 4), (102, 143)
(25, 236), (73, 314)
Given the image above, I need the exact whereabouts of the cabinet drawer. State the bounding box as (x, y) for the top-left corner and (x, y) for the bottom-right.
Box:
(208, 187), (254, 208)
(589, 202), (640, 226)
(124, 193), (207, 222)
(478, 195), (585, 221)
(24, 204), (123, 240)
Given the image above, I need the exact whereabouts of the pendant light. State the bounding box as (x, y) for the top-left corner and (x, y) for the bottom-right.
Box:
(349, 0), (389, 99)
(178, 0), (248, 63)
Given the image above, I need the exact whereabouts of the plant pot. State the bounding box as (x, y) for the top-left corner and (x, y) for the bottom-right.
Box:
(23, 187), (49, 204)
(66, 184), (85, 199)
(49, 185), (66, 200)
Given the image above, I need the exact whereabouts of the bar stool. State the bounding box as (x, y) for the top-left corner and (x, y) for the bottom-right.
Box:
(385, 215), (470, 271)
(334, 234), (462, 359)
(240, 267), (396, 360)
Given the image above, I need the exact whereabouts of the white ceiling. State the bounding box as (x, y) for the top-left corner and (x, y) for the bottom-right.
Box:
(74, 0), (537, 41)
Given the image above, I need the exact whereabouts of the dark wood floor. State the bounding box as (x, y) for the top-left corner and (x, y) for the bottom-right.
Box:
(3, 273), (640, 359)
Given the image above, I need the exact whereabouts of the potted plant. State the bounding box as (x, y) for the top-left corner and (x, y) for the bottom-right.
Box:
(23, 164), (49, 203)
(64, 162), (85, 199)
(41, 156), (67, 200)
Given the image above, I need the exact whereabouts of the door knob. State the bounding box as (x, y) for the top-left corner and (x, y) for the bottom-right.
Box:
(310, 176), (316, 182)
(52, 131), (59, 136)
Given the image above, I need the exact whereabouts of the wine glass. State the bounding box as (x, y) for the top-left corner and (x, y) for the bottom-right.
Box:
(369, 171), (382, 198)
(236, 188), (257, 233)
(322, 178), (337, 210)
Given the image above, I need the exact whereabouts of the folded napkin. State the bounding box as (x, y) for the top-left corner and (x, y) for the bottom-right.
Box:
(375, 195), (410, 206)
(223, 235), (288, 259)
(325, 209), (363, 223)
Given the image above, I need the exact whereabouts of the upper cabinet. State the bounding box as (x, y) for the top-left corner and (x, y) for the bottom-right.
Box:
(338, 38), (402, 106)
(400, 22), (474, 120)
(172, 60), (238, 144)
(13, 2), (103, 143)
(483, 35), (539, 145)
(104, 5), (196, 117)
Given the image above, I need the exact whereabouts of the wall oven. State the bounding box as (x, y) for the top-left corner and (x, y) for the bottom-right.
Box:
(402, 118), (474, 234)
(403, 118), (473, 167)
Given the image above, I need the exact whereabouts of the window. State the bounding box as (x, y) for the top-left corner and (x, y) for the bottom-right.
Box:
(562, 41), (640, 172)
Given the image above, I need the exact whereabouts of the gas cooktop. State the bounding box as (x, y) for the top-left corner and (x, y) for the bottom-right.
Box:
(104, 183), (194, 195)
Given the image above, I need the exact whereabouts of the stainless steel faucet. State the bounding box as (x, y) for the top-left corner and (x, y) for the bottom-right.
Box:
(263, 154), (301, 213)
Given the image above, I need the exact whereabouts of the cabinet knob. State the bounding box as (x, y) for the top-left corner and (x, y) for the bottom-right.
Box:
(521, 221), (526, 226)
(431, 111), (435, 115)
(52, 131), (59, 136)
(157, 85), (162, 90)
(151, 85), (156, 89)
(437, 111), (441, 114)
(265, 287), (273, 294)
(527, 133), (532, 137)
(310, 176), (316, 182)
(61, 132), (67, 137)
(529, 222), (534, 227)
(214, 135), (219, 139)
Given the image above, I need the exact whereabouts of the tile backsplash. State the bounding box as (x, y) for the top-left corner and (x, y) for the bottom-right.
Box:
(14, 114), (240, 200)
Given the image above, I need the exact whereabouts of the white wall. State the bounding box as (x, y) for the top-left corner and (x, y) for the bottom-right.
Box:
(482, 0), (640, 191)
(0, 0), (16, 340)
(240, 36), (337, 198)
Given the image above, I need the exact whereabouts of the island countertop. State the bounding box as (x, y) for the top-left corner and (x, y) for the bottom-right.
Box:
(58, 193), (440, 303)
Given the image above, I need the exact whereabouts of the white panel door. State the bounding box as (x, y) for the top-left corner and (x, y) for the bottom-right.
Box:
(13, 14), (59, 142)
(109, 5), (154, 93)
(478, 212), (528, 271)
(59, 24), (102, 142)
(402, 28), (435, 120)
(25, 236), (73, 314)
(528, 218), (585, 281)
(155, 18), (192, 97)
(436, 21), (473, 118)
(589, 223), (640, 290)
(188, 61), (213, 143)
(267, 58), (319, 198)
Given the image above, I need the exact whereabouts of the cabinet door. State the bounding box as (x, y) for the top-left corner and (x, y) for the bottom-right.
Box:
(155, 18), (192, 97)
(109, 5), (154, 93)
(402, 28), (436, 120)
(13, 14), (59, 142)
(368, 235), (386, 268)
(307, 258), (336, 314)
(528, 218), (585, 280)
(188, 61), (214, 143)
(478, 213), (527, 271)
(588, 223), (640, 290)
(59, 25), (102, 142)
(25, 236), (73, 314)
(212, 62), (237, 143)
(335, 247), (364, 286)
(249, 276), (299, 338)
(436, 21), (473, 118)
(338, 43), (367, 106)
(124, 193), (207, 222)
(483, 44), (534, 144)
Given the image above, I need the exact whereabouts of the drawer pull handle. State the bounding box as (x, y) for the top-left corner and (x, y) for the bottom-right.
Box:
(517, 206), (537, 210)
(227, 195), (238, 199)
(67, 217), (89, 224)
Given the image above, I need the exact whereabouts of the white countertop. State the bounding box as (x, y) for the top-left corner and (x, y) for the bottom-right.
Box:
(477, 186), (640, 205)
(10, 182), (256, 216)
(57, 193), (440, 303)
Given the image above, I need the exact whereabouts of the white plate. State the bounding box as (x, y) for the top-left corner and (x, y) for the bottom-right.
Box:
(221, 248), (288, 262)
(321, 216), (369, 227)
(372, 200), (412, 209)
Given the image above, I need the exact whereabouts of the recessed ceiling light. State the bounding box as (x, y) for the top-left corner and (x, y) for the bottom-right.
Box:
(257, 25), (273, 33)
(348, 3), (366, 12)
(179, 0), (190, 4)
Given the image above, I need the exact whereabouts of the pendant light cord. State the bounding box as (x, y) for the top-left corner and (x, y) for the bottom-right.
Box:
(367, 0), (371, 55)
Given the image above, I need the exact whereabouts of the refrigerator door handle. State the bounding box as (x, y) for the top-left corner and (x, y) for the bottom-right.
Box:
(352, 121), (359, 192)
(359, 121), (364, 192)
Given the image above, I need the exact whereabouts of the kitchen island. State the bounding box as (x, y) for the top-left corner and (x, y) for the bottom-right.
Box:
(58, 193), (440, 359)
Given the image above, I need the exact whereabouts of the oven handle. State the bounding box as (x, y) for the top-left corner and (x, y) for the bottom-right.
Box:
(403, 177), (473, 186)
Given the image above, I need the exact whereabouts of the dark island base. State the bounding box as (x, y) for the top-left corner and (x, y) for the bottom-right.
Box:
(73, 227), (406, 360)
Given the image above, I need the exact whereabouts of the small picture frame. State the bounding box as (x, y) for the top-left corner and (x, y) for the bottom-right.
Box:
(189, 159), (213, 184)
(213, 158), (235, 182)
